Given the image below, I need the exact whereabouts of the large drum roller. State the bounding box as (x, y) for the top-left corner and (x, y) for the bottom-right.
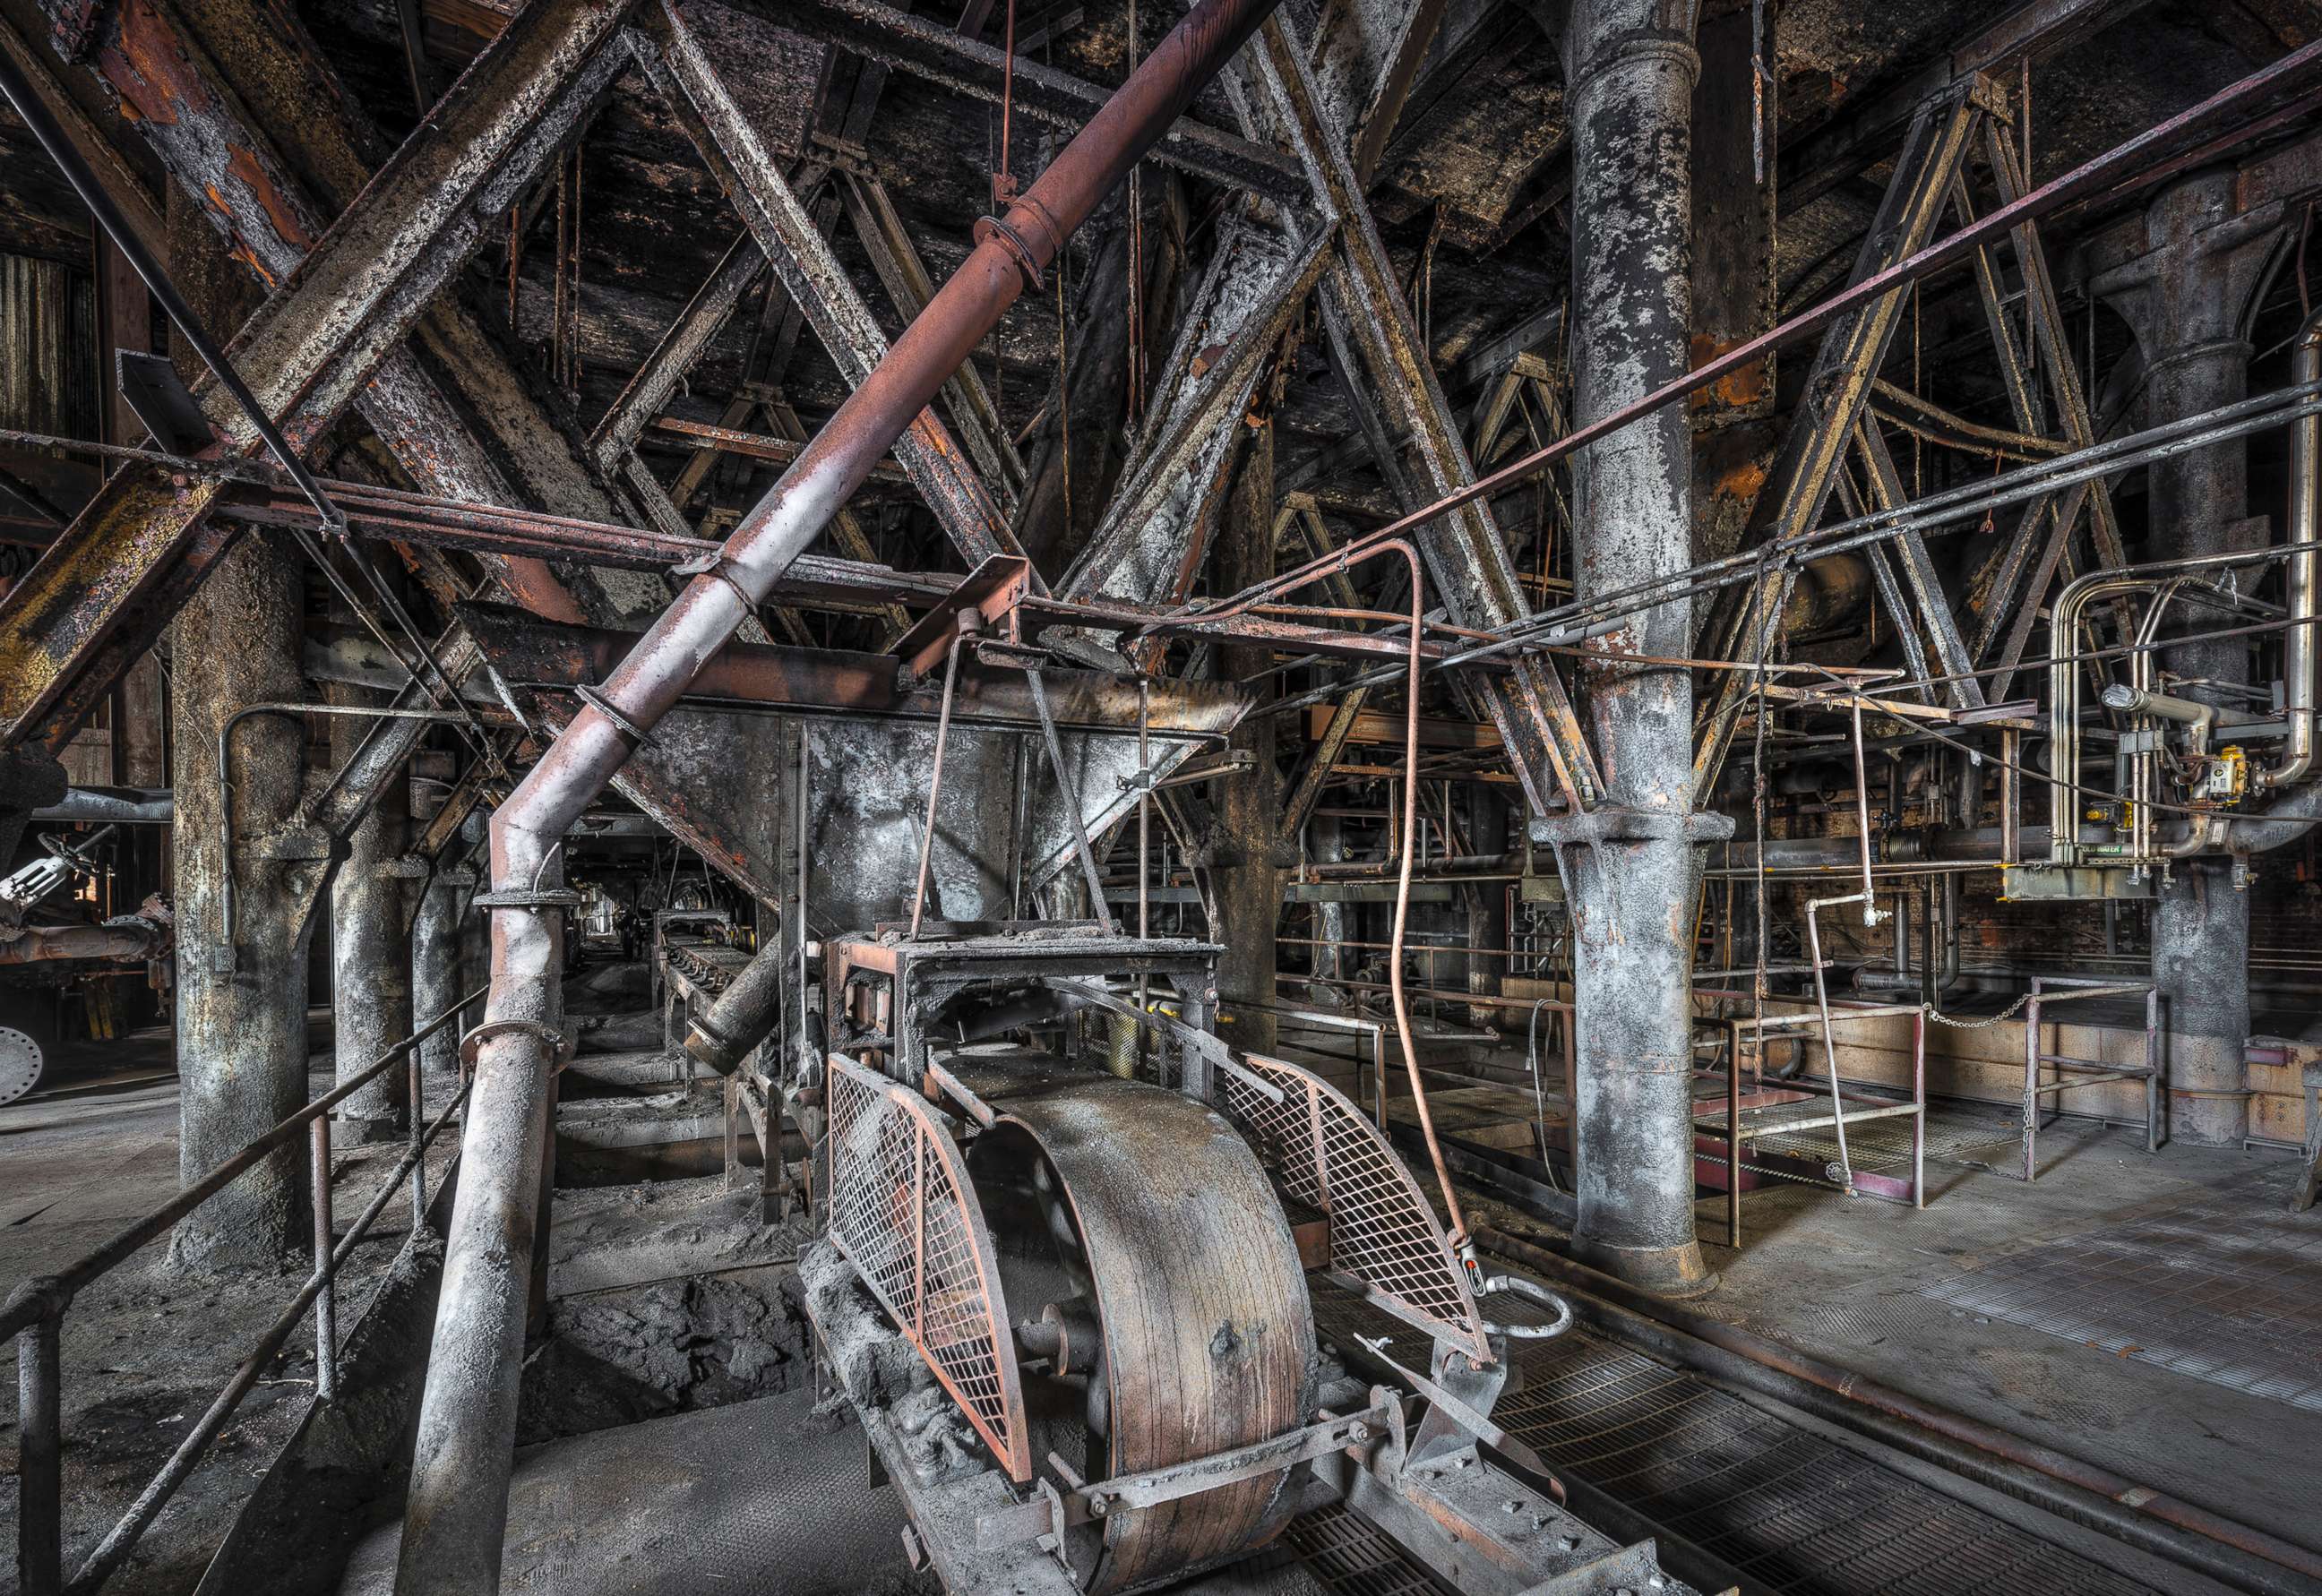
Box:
(964, 1072), (1318, 1594)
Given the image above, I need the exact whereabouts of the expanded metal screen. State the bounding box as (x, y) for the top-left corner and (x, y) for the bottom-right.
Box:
(1223, 1054), (1488, 1360)
(824, 1058), (1031, 1480)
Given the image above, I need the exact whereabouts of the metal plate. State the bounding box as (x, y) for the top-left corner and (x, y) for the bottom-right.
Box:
(0, 1025), (43, 1105)
(993, 1073), (1318, 1595)
(1312, 1283), (2168, 1596)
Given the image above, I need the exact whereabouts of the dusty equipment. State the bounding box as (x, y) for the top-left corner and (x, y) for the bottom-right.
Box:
(798, 921), (1713, 1595)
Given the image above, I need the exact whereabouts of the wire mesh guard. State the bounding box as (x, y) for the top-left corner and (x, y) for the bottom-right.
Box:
(824, 1057), (1032, 1480)
(1223, 1054), (1488, 1360)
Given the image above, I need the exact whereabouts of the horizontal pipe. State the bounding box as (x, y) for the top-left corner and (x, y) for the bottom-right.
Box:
(0, 917), (168, 964)
(30, 788), (174, 823)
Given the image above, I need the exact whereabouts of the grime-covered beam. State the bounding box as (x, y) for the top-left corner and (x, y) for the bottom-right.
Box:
(0, 0), (655, 751)
(1058, 217), (1332, 618)
(0, 9), (163, 262)
(1693, 82), (1983, 794)
(1248, 12), (1604, 818)
(1780, 0), (2155, 215)
(628, 1), (1029, 570)
(588, 227), (766, 473)
(1311, 0), (1451, 185)
(724, 0), (1309, 202)
(838, 170), (1028, 511)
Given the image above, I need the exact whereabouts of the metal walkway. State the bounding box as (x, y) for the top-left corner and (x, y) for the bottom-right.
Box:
(1313, 1287), (2176, 1596)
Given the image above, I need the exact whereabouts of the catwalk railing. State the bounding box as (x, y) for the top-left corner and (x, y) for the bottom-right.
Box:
(2, 988), (485, 1596)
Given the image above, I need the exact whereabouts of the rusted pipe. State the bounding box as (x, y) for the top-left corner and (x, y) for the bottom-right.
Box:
(0, 914), (169, 964)
(908, 612), (979, 940)
(398, 3), (1282, 1587)
(1174, 536), (1473, 1256)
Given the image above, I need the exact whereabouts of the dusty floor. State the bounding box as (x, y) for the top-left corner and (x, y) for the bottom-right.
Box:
(0, 1017), (460, 1596)
(1348, 1021), (2322, 1558)
(11, 997), (2321, 1595)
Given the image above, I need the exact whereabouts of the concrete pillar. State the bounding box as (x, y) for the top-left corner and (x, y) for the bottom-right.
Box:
(1468, 789), (1509, 1026)
(167, 191), (320, 1271)
(413, 862), (475, 1083)
(1215, 418), (1280, 1055)
(329, 683), (413, 1140)
(169, 528), (320, 1266)
(1546, 0), (1722, 1296)
(2099, 170), (2275, 1147)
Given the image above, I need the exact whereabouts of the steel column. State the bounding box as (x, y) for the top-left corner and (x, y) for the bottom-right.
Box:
(1546, 0), (1720, 1297)
(330, 684), (416, 1142)
(2100, 170), (2277, 1147)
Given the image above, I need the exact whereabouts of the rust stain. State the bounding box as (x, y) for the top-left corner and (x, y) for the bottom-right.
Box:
(225, 143), (315, 253)
(110, 0), (198, 129)
(1714, 458), (1768, 502)
(1689, 334), (1768, 411)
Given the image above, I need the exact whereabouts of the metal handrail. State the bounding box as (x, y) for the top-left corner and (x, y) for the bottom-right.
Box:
(7, 987), (484, 1595)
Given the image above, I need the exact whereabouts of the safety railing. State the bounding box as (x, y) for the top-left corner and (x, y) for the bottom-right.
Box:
(2020, 976), (2160, 1180)
(4, 987), (484, 1595)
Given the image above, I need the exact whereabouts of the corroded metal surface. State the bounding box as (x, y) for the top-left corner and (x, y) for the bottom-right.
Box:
(985, 1071), (1319, 1594)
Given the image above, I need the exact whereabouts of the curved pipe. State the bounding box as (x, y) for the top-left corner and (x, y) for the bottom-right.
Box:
(1475, 1274), (1574, 1342)
(2259, 308), (2322, 790)
(396, 4), (1286, 1588)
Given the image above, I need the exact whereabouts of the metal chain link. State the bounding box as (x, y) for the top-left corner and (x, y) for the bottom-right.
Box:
(1921, 991), (2036, 1030)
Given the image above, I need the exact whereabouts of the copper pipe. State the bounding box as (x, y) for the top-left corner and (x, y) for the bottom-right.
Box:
(909, 614), (979, 940)
(1204, 536), (1475, 1252)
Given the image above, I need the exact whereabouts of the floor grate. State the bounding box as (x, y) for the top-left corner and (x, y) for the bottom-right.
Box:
(1312, 1286), (2163, 1596)
(1922, 1183), (2322, 1411)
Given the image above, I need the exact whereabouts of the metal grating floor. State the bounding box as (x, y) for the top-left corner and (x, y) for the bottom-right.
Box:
(1313, 1287), (2165, 1596)
(1922, 1181), (2322, 1411)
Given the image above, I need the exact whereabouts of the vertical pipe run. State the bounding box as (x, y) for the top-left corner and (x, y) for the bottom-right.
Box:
(1554, 0), (1720, 1295)
(397, 4), (1282, 1587)
(310, 1118), (338, 1402)
(16, 1314), (60, 1595)
(2261, 310), (2322, 790)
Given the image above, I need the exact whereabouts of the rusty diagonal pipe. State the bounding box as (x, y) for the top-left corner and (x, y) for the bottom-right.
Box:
(396, 1), (1284, 1588)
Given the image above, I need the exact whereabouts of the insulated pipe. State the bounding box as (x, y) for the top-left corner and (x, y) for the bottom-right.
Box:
(396, 4), (1281, 1589)
(2260, 308), (2322, 790)
(2101, 682), (2218, 742)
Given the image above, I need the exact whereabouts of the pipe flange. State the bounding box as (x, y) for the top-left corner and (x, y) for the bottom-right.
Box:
(1533, 806), (1736, 848)
(459, 1017), (577, 1070)
(670, 549), (762, 615)
(572, 683), (656, 750)
(973, 213), (1045, 290)
(473, 888), (584, 913)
